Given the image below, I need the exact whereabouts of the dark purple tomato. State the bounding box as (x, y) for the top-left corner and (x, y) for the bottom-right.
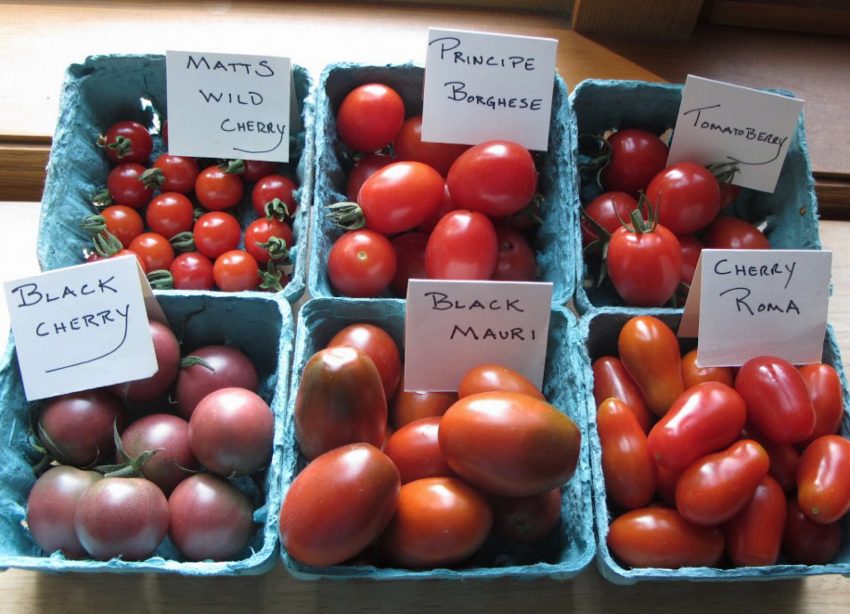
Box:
(174, 345), (260, 419)
(119, 413), (199, 495)
(111, 320), (180, 403)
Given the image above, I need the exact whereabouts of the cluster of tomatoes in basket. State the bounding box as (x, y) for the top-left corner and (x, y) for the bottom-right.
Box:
(26, 319), (274, 562)
(594, 315), (847, 569)
(280, 322), (580, 568)
(581, 128), (771, 307)
(84, 119), (298, 292)
(326, 83), (542, 298)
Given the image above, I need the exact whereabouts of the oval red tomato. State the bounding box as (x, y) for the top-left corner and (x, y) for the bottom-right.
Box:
(680, 348), (734, 389)
(702, 216), (770, 250)
(383, 417), (455, 484)
(607, 221), (682, 307)
(457, 363), (544, 400)
(591, 356), (653, 433)
(492, 228), (536, 282)
(356, 161), (445, 235)
(389, 373), (457, 429)
(394, 115), (469, 176)
(782, 499), (842, 564)
(327, 322), (402, 400)
(424, 210), (498, 280)
(798, 363), (844, 445)
(796, 434), (850, 524)
(646, 162), (721, 235)
(723, 474), (786, 567)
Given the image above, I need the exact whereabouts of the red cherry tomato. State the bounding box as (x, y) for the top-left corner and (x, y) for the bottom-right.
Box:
(107, 162), (153, 209)
(128, 232), (174, 272)
(798, 363), (844, 446)
(99, 205), (144, 248)
(383, 417), (455, 484)
(356, 161), (445, 235)
(580, 191), (639, 246)
(213, 250), (260, 292)
(327, 322), (402, 400)
(722, 474), (786, 567)
(719, 182), (742, 208)
(702, 216), (770, 250)
(170, 252), (214, 290)
(100, 120), (153, 165)
(346, 154), (394, 202)
(389, 232), (428, 297)
(600, 128), (668, 196)
(425, 210), (498, 280)
(591, 356), (653, 433)
(336, 83), (405, 153)
(145, 192), (195, 239)
(394, 115), (469, 176)
(646, 162), (721, 235)
(151, 154), (200, 194)
(457, 363), (544, 400)
(796, 434), (850, 524)
(251, 174), (298, 218)
(195, 164), (244, 211)
(328, 230), (397, 297)
(680, 348), (734, 389)
(244, 217), (294, 265)
(492, 228), (536, 281)
(193, 211), (242, 260)
(240, 159), (279, 183)
(607, 221), (682, 307)
(678, 234), (703, 287)
(782, 499), (842, 564)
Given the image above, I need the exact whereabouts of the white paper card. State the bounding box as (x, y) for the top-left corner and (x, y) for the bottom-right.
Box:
(421, 29), (558, 151)
(4, 256), (158, 401)
(166, 50), (291, 162)
(679, 249), (831, 367)
(404, 279), (552, 391)
(668, 75), (803, 192)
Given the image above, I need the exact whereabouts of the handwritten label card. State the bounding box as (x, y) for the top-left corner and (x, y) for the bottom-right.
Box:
(404, 279), (552, 391)
(421, 28), (558, 151)
(679, 249), (831, 367)
(4, 256), (158, 401)
(166, 51), (291, 162)
(668, 76), (804, 192)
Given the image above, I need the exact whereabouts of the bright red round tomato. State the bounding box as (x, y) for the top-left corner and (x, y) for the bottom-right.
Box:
(389, 372), (457, 429)
(446, 141), (537, 217)
(607, 221), (682, 307)
(680, 348), (734, 389)
(678, 234), (703, 286)
(383, 417), (455, 484)
(193, 211), (242, 260)
(457, 364), (544, 400)
(195, 164), (244, 211)
(355, 161), (445, 234)
(492, 228), (536, 281)
(597, 397), (657, 510)
(646, 162), (721, 235)
(327, 322), (401, 400)
(128, 232), (174, 272)
(213, 250), (260, 292)
(100, 120), (153, 165)
(782, 499), (842, 564)
(244, 217), (294, 264)
(170, 252), (214, 290)
(251, 174), (298, 218)
(702, 216), (770, 250)
(151, 154), (200, 194)
(797, 434), (850, 524)
(327, 229), (397, 297)
(107, 162), (153, 209)
(490, 488), (562, 543)
(798, 363), (844, 445)
(394, 115), (470, 176)
(592, 356), (653, 433)
(241, 159), (279, 183)
(99, 205), (144, 248)
(723, 474), (786, 567)
(346, 154), (394, 202)
(600, 128), (668, 196)
(145, 192), (195, 239)
(425, 210), (498, 280)
(580, 191), (639, 246)
(389, 231), (428, 297)
(336, 83), (405, 153)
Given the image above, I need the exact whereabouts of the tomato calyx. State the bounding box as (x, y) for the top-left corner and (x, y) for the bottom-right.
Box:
(91, 187), (113, 210)
(706, 161), (740, 185)
(265, 198), (295, 221)
(258, 260), (286, 292)
(220, 159), (246, 175)
(92, 230), (124, 257)
(95, 422), (161, 478)
(257, 236), (291, 262)
(146, 269), (174, 290)
(140, 167), (165, 190)
(97, 134), (133, 160)
(170, 231), (196, 253)
(326, 201), (366, 231)
(79, 214), (108, 237)
(180, 355), (215, 372)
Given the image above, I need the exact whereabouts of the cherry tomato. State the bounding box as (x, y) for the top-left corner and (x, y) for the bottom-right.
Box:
(100, 120), (153, 165)
(492, 228), (536, 281)
(336, 83), (405, 153)
(719, 182), (742, 208)
(446, 141), (537, 217)
(128, 232), (175, 273)
(490, 488), (562, 543)
(607, 221), (682, 307)
(99, 205), (144, 248)
(240, 159), (280, 183)
(735, 355), (816, 444)
(797, 434), (850, 524)
(439, 391), (581, 497)
(327, 322), (401, 400)
(782, 499), (842, 564)
(389, 372), (457, 429)
(280, 443), (400, 567)
(798, 363), (844, 446)
(646, 162), (721, 235)
(294, 346), (387, 460)
(213, 250), (260, 292)
(457, 363), (544, 400)
(678, 234), (703, 287)
(607, 507), (724, 569)
(379, 476), (492, 568)
(328, 229), (397, 297)
(195, 164), (244, 211)
(170, 252), (215, 290)
(580, 191), (639, 246)
(145, 192), (195, 239)
(675, 439), (770, 526)
(193, 211), (242, 260)
(647, 382), (746, 472)
(723, 474), (786, 567)
(107, 162), (153, 209)
(244, 217), (294, 265)
(251, 174), (298, 218)
(617, 316), (684, 418)
(175, 344), (259, 419)
(394, 115), (469, 176)
(591, 356), (653, 433)
(702, 216), (770, 250)
(600, 128), (668, 196)
(425, 210), (498, 280)
(389, 231), (428, 297)
(383, 417), (455, 484)
(110, 319), (180, 403)
(346, 154), (394, 202)
(151, 154), (200, 194)
(680, 348), (734, 389)
(119, 413), (198, 495)
(597, 397), (657, 510)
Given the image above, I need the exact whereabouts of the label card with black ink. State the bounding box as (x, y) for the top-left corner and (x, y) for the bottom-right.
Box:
(404, 279), (552, 391)
(422, 28), (558, 151)
(166, 50), (291, 162)
(668, 75), (803, 193)
(678, 249), (831, 367)
(4, 256), (158, 401)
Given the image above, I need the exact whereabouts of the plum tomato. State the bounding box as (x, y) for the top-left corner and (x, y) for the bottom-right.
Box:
(346, 154), (394, 202)
(175, 345), (259, 419)
(416, 184), (457, 233)
(796, 434), (850, 524)
(327, 322), (401, 400)
(646, 162), (721, 235)
(680, 348), (734, 389)
(213, 250), (260, 292)
(599, 128), (668, 196)
(280, 443), (400, 567)
(580, 191), (639, 247)
(379, 476), (492, 568)
(251, 174), (298, 218)
(782, 499), (842, 564)
(244, 217), (294, 265)
(723, 474), (786, 567)
(393, 115), (470, 176)
(26, 466), (103, 558)
(189, 387), (274, 477)
(193, 211), (242, 260)
(492, 228), (536, 281)
(111, 320), (180, 403)
(607, 219), (682, 307)
(294, 346), (387, 460)
(446, 141), (537, 218)
(383, 417), (455, 484)
(754, 435), (800, 494)
(168, 473), (256, 561)
(119, 413), (198, 495)
(591, 356), (653, 433)
(170, 252), (215, 290)
(195, 164), (244, 211)
(389, 372), (457, 429)
(151, 154), (200, 194)
(656, 463), (681, 507)
(145, 192), (195, 239)
(389, 231), (428, 297)
(99, 120), (153, 165)
(336, 83), (405, 153)
(107, 162), (154, 209)
(490, 488), (562, 543)
(328, 230), (397, 297)
(425, 210), (498, 280)
(127, 232), (175, 273)
(798, 363), (844, 446)
(702, 216), (770, 250)
(607, 507), (724, 569)
(457, 363), (544, 400)
(439, 391), (580, 497)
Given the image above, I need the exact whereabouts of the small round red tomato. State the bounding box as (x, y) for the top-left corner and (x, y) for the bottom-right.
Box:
(680, 348), (734, 389)
(151, 154), (200, 194)
(383, 417), (455, 484)
(457, 363), (544, 400)
(446, 141), (537, 217)
(439, 391), (581, 497)
(597, 397), (657, 510)
(145, 192), (195, 239)
(617, 316), (684, 418)
(193, 211), (242, 260)
(251, 174), (298, 218)
(213, 250), (260, 292)
(580, 191), (639, 246)
(110, 320), (180, 403)
(591, 356), (653, 433)
(240, 159), (279, 183)
(798, 363), (844, 445)
(425, 210), (498, 280)
(490, 488), (562, 543)
(281, 443), (400, 567)
(346, 154), (394, 202)
(607, 220), (682, 307)
(389, 373), (457, 429)
(128, 232), (174, 272)
(797, 434), (850, 524)
(328, 229), (397, 297)
(723, 474), (786, 567)
(599, 128), (668, 196)
(389, 231), (428, 297)
(492, 228), (536, 281)
(782, 499), (842, 564)
(735, 355), (816, 444)
(647, 382), (746, 472)
(607, 507), (724, 569)
(646, 162), (721, 235)
(719, 182), (742, 208)
(394, 115), (470, 176)
(98, 205), (144, 248)
(195, 164), (244, 211)
(380, 476), (492, 568)
(327, 322), (401, 400)
(170, 252), (214, 290)
(119, 413), (198, 495)
(702, 216), (770, 250)
(336, 83), (405, 153)
(100, 120), (153, 165)
(244, 217), (294, 264)
(175, 344), (259, 419)
(675, 439), (770, 526)
(107, 162), (153, 209)
(678, 234), (703, 287)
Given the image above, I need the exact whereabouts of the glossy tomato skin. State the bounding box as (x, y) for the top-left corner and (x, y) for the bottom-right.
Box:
(383, 417), (456, 484)
(680, 349), (734, 389)
(281, 443), (400, 567)
(597, 398), (657, 510)
(328, 230), (397, 297)
(446, 141), (537, 217)
(782, 499), (842, 564)
(111, 320), (180, 403)
(618, 316), (684, 418)
(439, 391), (581, 497)
(647, 382), (746, 472)
(580, 191), (639, 246)
(99, 205), (144, 248)
(416, 184), (457, 233)
(646, 162), (721, 235)
(336, 83), (405, 153)
(38, 389), (124, 466)
(607, 223), (682, 307)
(244, 217), (294, 265)
(675, 439), (770, 526)
(797, 434), (850, 524)
(490, 488), (562, 543)
(107, 162), (153, 209)
(193, 211), (242, 260)
(213, 250), (260, 292)
(723, 474), (786, 567)
(170, 252), (214, 290)
(702, 216), (770, 250)
(492, 228), (536, 282)
(389, 373), (457, 429)
(394, 115), (470, 176)
(678, 234), (704, 287)
(152, 154), (199, 194)
(656, 463), (682, 507)
(600, 129), (668, 196)
(251, 174), (298, 218)
(128, 232), (175, 273)
(389, 232), (428, 297)
(101, 120), (153, 165)
(380, 476), (492, 568)
(357, 161), (445, 235)
(425, 210), (498, 280)
(294, 346), (387, 460)
(798, 363), (844, 446)
(607, 507), (724, 569)
(175, 345), (259, 419)
(119, 413), (198, 495)
(145, 192), (195, 239)
(751, 433), (800, 494)
(346, 154), (394, 202)
(735, 356), (816, 444)
(457, 363), (544, 400)
(195, 165), (244, 211)
(592, 356), (653, 433)
(327, 322), (401, 400)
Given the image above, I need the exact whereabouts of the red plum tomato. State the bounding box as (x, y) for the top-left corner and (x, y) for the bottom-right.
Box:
(394, 115), (470, 176)
(782, 499), (842, 564)
(798, 363), (844, 445)
(723, 474), (786, 567)
(796, 434), (850, 524)
(646, 162), (721, 235)
(592, 356), (653, 433)
(389, 372), (457, 429)
(680, 348), (734, 389)
(327, 322), (401, 401)
(356, 161), (445, 235)
(457, 363), (544, 400)
(389, 232), (428, 297)
(425, 210), (498, 280)
(383, 417), (455, 484)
